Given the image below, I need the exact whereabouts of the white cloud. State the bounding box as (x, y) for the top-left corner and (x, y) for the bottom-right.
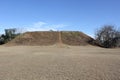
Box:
(25, 21), (67, 31)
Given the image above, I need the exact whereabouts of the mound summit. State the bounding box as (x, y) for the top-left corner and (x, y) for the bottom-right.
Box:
(6, 31), (98, 46)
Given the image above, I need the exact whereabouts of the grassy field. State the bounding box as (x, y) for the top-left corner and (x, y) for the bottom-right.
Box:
(0, 45), (120, 80)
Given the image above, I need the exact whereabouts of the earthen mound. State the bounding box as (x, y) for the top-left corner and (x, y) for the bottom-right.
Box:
(6, 31), (98, 46)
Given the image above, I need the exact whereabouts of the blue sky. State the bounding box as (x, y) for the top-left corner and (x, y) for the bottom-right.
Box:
(0, 0), (120, 37)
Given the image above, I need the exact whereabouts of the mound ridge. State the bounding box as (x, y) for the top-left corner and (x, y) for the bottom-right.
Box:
(6, 31), (97, 46)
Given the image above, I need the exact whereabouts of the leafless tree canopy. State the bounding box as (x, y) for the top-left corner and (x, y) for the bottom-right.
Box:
(95, 25), (120, 48)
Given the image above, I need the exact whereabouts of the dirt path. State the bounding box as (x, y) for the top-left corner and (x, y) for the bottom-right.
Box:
(0, 46), (120, 80)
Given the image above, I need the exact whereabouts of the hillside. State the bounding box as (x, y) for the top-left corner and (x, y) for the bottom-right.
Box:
(6, 31), (97, 46)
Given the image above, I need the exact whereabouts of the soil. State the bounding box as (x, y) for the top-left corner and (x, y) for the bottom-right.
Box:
(0, 45), (120, 80)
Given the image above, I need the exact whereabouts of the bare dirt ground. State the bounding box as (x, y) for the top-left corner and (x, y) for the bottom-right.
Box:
(0, 45), (120, 80)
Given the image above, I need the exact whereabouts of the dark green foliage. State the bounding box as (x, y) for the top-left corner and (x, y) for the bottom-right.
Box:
(0, 34), (5, 44)
(0, 28), (20, 44)
(4, 29), (16, 42)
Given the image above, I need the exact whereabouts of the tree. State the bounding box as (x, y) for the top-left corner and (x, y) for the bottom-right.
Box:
(95, 25), (120, 48)
(0, 28), (22, 45)
(4, 28), (17, 42)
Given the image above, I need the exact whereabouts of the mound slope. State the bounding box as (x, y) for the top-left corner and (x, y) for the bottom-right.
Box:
(6, 31), (97, 46)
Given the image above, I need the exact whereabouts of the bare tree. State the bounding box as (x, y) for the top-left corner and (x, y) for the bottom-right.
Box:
(95, 25), (120, 48)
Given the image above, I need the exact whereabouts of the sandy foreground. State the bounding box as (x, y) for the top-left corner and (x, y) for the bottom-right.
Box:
(0, 45), (120, 80)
